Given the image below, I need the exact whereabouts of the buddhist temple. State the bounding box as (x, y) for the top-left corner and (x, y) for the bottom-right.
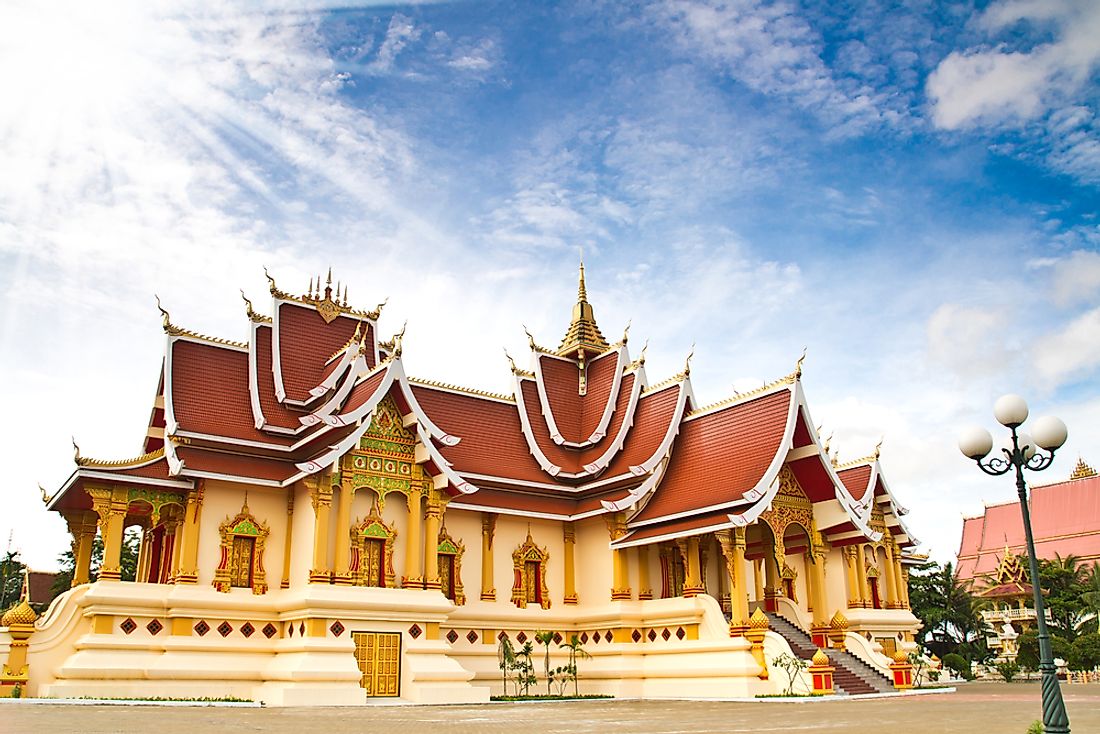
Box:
(0, 267), (922, 704)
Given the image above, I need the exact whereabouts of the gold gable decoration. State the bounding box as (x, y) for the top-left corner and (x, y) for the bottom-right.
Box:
(350, 503), (397, 588)
(213, 496), (270, 595)
(994, 545), (1028, 586)
(557, 261), (610, 357)
(760, 466), (814, 571)
(511, 530), (551, 609)
(346, 396), (431, 510)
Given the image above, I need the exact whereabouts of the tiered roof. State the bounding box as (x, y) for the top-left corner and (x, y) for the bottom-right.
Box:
(956, 461), (1100, 581)
(47, 266), (914, 552)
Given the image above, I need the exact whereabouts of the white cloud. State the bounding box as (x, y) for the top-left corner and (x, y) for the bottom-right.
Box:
(926, 302), (1019, 379)
(1032, 306), (1100, 384)
(1048, 249), (1100, 306)
(367, 13), (421, 74)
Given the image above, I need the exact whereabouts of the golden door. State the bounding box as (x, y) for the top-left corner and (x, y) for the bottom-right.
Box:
(229, 535), (255, 588)
(353, 631), (401, 697)
(524, 561), (540, 604)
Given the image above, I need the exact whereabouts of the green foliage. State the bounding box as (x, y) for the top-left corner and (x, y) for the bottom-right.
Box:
(11, 684), (22, 699)
(907, 560), (992, 664)
(1026, 720), (1043, 734)
(995, 660), (1020, 682)
(497, 635), (516, 696)
(1037, 554), (1089, 640)
(512, 641), (537, 696)
(942, 652), (971, 679)
(1015, 630), (1072, 672)
(1069, 632), (1100, 671)
(534, 630), (555, 695)
(0, 549), (24, 612)
(771, 652), (808, 695)
(52, 528), (142, 596)
(559, 634), (591, 697)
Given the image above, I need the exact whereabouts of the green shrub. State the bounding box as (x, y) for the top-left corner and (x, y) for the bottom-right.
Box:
(942, 652), (970, 679)
(1026, 720), (1043, 734)
(11, 684), (22, 699)
(995, 660), (1020, 682)
(1069, 632), (1100, 671)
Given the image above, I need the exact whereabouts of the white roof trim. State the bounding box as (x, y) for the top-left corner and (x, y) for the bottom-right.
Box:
(513, 373), (564, 476)
(612, 518), (734, 550)
(581, 371), (643, 475)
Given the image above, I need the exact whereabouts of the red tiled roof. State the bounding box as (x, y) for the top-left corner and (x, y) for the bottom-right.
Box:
(956, 473), (1100, 581)
(978, 581), (1033, 598)
(519, 379), (582, 473)
(630, 388), (792, 525)
(23, 571), (60, 605)
(538, 354), (584, 442)
(275, 302), (371, 403)
(412, 386), (550, 484)
(601, 381), (681, 475)
(579, 372), (636, 466)
(176, 446), (297, 483)
(579, 349), (619, 439)
(171, 339), (292, 446)
(837, 464), (873, 502)
(252, 324), (304, 430)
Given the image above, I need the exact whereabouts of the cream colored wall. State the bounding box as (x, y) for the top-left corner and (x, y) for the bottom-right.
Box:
(288, 480), (313, 587)
(574, 516), (614, 606)
(195, 480), (288, 589)
(489, 514), (565, 606)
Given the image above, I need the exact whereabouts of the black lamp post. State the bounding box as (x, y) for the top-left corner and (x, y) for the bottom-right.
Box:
(958, 394), (1070, 734)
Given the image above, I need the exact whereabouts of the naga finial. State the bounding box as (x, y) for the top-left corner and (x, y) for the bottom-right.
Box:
(504, 348), (518, 373)
(370, 296), (388, 320)
(622, 319), (631, 344)
(240, 289), (258, 320)
(874, 437), (883, 460)
(523, 324), (537, 351)
(682, 342), (695, 376)
(72, 436), (82, 464)
(154, 295), (172, 331)
(39, 484), (50, 505)
(390, 320), (407, 358)
(795, 347), (807, 378)
(264, 266), (278, 294)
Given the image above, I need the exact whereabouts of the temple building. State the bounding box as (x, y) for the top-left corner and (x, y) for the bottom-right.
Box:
(1, 267), (921, 704)
(957, 459), (1100, 657)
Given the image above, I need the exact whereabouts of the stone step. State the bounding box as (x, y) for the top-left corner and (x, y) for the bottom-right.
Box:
(764, 611), (894, 695)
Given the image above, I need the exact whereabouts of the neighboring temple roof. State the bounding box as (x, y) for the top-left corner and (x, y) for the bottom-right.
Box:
(977, 546), (1033, 599)
(46, 267), (914, 551)
(956, 463), (1100, 581)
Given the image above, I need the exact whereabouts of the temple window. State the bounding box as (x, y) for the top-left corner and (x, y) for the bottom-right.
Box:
(350, 504), (397, 588)
(213, 497), (270, 595)
(511, 530), (551, 609)
(437, 527), (465, 605)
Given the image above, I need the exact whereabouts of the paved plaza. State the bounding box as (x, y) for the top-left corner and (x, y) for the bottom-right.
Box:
(3, 682), (1099, 734)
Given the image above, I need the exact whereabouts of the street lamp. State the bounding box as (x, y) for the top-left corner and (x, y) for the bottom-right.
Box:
(958, 394), (1070, 734)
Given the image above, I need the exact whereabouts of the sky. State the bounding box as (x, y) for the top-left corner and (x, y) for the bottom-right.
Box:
(1, 0), (1098, 571)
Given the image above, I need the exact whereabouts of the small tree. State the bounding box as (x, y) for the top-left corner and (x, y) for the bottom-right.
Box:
(513, 641), (537, 696)
(771, 652), (807, 695)
(497, 634), (515, 697)
(995, 660), (1020, 682)
(534, 630), (555, 695)
(559, 634), (591, 697)
(908, 651), (927, 687)
(1069, 632), (1100, 671)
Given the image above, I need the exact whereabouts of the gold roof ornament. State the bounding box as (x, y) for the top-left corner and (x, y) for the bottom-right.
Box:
(1070, 457), (1097, 480)
(829, 610), (848, 630)
(892, 649), (909, 664)
(812, 648), (830, 666)
(749, 606), (770, 630)
(557, 260), (610, 356)
(2, 599), (37, 627)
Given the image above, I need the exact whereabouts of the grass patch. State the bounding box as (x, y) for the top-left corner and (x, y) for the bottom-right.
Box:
(754, 693), (824, 698)
(70, 696), (253, 703)
(490, 694), (613, 701)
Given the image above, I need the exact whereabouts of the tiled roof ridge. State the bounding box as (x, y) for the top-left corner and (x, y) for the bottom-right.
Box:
(74, 446), (166, 469)
(266, 267), (386, 321)
(156, 296), (248, 350)
(686, 364), (799, 417)
(409, 376), (514, 403)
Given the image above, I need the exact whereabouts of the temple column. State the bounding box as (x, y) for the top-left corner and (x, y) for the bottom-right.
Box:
(63, 510), (98, 587)
(809, 546), (830, 646)
(135, 523), (152, 583)
(763, 536), (780, 611)
(333, 475), (355, 586)
(176, 485), (204, 584)
(899, 565), (911, 609)
(563, 522), (578, 604)
(680, 536), (704, 597)
(168, 510), (185, 583)
(423, 498), (442, 591)
(843, 545), (860, 608)
(403, 488), (424, 588)
(882, 543), (900, 609)
(753, 558), (764, 603)
(281, 491), (295, 589)
(606, 513), (631, 600)
(719, 528), (750, 635)
(855, 545), (870, 608)
(480, 513), (496, 601)
(308, 474), (334, 583)
(637, 545), (653, 600)
(88, 486), (128, 581)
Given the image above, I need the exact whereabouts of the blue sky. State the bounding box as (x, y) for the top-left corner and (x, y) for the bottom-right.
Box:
(1, 0), (1098, 569)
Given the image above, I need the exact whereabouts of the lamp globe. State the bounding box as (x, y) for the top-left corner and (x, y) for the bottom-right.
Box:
(1032, 415), (1068, 451)
(994, 394), (1029, 428)
(958, 426), (993, 460)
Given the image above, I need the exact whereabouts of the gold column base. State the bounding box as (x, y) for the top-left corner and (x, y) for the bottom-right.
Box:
(308, 570), (332, 583)
(728, 621), (748, 638)
(174, 571), (198, 584)
(402, 576), (425, 589)
(98, 569), (121, 582)
(611, 588), (632, 601)
(480, 589), (496, 601)
(638, 590), (653, 600)
(563, 594), (579, 605)
(424, 578), (442, 591)
(332, 573), (354, 586)
(683, 584), (706, 598)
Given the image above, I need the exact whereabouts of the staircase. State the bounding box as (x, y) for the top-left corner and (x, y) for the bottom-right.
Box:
(765, 612), (894, 695)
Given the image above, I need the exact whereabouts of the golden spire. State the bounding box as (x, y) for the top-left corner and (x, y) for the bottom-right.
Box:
(558, 259), (610, 357)
(1070, 456), (1097, 480)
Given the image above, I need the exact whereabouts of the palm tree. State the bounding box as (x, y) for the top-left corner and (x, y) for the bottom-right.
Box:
(1081, 565), (1100, 632)
(497, 634), (515, 697)
(559, 634), (592, 696)
(534, 630), (555, 694)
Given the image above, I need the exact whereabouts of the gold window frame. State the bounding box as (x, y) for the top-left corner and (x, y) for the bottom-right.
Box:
(213, 499), (270, 595)
(437, 526), (465, 605)
(511, 530), (551, 609)
(351, 505), (397, 588)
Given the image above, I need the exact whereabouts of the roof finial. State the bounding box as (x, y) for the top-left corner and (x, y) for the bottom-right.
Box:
(504, 348), (518, 374)
(325, 268), (333, 300)
(307, 276), (314, 300)
(578, 256), (588, 303)
(523, 325), (539, 351)
(264, 266), (278, 294)
(72, 436), (82, 464)
(390, 321), (407, 358)
(154, 295), (172, 331)
(39, 484), (50, 505)
(795, 347), (807, 378)
(342, 284), (348, 307)
(622, 320), (631, 345)
(874, 437), (883, 460)
(682, 343), (695, 377)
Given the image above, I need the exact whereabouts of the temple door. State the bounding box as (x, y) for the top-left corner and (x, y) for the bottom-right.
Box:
(363, 538), (385, 588)
(229, 535), (255, 588)
(525, 561), (542, 605)
(353, 631), (401, 697)
(783, 577), (794, 600)
(870, 578), (881, 609)
(671, 553), (685, 597)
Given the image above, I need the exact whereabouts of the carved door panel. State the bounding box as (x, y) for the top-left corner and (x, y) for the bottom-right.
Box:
(439, 554), (455, 601)
(363, 538), (385, 588)
(353, 631), (401, 697)
(671, 554), (685, 597)
(524, 561), (541, 604)
(229, 535), (255, 588)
